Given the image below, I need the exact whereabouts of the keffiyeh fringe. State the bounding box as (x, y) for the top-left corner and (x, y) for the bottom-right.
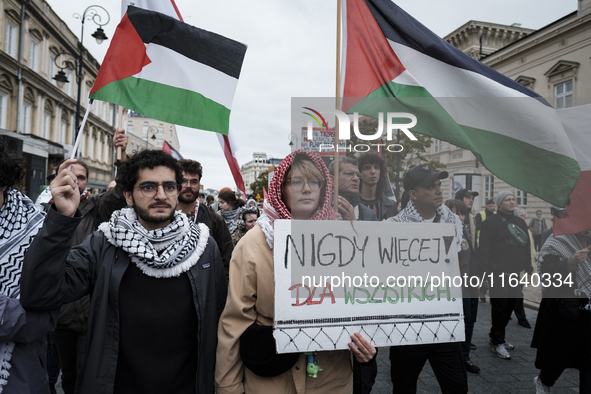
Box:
(389, 199), (464, 253)
(99, 208), (209, 278)
(539, 233), (591, 299)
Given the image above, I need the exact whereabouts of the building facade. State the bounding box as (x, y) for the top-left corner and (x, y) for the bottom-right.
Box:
(421, 2), (591, 217)
(240, 152), (282, 195)
(0, 0), (123, 198)
(125, 111), (180, 155)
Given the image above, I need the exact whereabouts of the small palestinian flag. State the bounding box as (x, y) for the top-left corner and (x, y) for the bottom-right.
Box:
(90, 6), (247, 135)
(162, 140), (183, 160)
(341, 0), (580, 206)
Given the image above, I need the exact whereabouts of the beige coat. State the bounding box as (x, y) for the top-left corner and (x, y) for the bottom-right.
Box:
(215, 225), (353, 394)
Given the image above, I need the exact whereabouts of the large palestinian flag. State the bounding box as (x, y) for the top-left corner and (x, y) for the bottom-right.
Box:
(90, 6), (247, 135)
(341, 0), (580, 207)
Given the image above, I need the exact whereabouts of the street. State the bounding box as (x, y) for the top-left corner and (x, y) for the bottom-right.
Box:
(371, 299), (580, 393)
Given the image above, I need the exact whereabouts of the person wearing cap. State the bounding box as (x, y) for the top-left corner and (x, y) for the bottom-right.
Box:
(477, 190), (533, 360)
(475, 199), (496, 241)
(387, 165), (468, 393)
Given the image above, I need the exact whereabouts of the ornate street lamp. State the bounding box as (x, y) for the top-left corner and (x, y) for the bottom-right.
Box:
(52, 5), (110, 143)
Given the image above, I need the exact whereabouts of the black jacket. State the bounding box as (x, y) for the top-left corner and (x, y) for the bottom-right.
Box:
(477, 210), (532, 275)
(196, 203), (233, 278)
(20, 208), (228, 394)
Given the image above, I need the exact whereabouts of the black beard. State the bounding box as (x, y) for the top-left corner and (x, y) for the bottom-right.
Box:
(178, 188), (199, 204)
(132, 195), (176, 224)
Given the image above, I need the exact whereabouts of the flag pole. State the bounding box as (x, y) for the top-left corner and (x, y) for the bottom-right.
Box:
(116, 106), (124, 161)
(70, 99), (93, 160)
(333, 0), (342, 213)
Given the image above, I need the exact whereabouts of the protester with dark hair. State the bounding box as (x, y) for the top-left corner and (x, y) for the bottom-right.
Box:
(357, 152), (397, 220)
(177, 159), (233, 277)
(387, 165), (468, 393)
(21, 149), (227, 394)
(0, 142), (59, 394)
(40, 129), (128, 394)
(478, 190), (533, 360)
(231, 206), (260, 247)
(206, 194), (215, 206)
(218, 189), (245, 234)
(328, 156), (377, 221)
(529, 210), (548, 251)
(198, 192), (205, 203)
(532, 228), (591, 393)
(216, 150), (376, 394)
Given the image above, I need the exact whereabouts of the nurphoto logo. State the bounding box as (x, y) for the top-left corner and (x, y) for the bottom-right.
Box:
(301, 107), (418, 153)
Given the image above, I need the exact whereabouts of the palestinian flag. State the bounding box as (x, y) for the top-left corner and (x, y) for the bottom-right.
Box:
(162, 140), (183, 160)
(554, 105), (591, 235)
(341, 0), (580, 206)
(90, 6), (247, 135)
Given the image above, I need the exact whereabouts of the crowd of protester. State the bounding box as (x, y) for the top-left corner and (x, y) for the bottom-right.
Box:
(1, 139), (588, 394)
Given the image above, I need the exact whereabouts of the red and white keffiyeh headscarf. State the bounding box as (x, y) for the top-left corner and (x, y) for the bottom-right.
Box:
(257, 150), (335, 248)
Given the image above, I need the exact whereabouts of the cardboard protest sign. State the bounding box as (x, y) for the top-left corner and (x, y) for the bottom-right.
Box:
(273, 220), (464, 354)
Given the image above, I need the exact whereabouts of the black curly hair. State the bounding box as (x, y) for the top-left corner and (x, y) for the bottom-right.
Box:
(116, 149), (183, 192)
(0, 141), (25, 188)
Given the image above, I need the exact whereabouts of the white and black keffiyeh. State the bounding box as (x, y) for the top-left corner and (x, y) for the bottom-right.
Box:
(220, 208), (240, 235)
(99, 207), (209, 278)
(539, 233), (591, 299)
(388, 199), (464, 252)
(0, 188), (45, 390)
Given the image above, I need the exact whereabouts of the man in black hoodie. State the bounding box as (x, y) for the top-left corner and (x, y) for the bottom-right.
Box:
(478, 190), (533, 360)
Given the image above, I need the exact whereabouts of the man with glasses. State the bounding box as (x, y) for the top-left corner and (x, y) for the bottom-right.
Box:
(177, 159), (233, 277)
(20, 150), (227, 394)
(328, 156), (378, 221)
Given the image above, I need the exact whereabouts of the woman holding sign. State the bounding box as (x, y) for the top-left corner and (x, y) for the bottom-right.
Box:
(215, 150), (376, 394)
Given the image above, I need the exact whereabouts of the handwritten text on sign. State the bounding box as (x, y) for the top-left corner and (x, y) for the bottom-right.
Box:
(273, 220), (464, 354)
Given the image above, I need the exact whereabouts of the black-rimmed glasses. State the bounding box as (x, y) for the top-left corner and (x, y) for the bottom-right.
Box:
(136, 182), (181, 198)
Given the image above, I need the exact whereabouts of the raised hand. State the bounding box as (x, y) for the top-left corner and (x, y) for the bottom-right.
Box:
(573, 247), (590, 265)
(52, 159), (80, 217)
(337, 195), (356, 221)
(113, 128), (128, 162)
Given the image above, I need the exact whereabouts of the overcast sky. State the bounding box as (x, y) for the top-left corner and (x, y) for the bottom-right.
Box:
(46, 0), (577, 191)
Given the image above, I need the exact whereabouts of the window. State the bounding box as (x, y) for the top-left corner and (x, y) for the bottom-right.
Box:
(30, 40), (39, 72)
(515, 189), (527, 206)
(0, 93), (7, 129)
(23, 103), (32, 134)
(79, 132), (85, 157)
(433, 139), (441, 153)
(157, 139), (163, 147)
(89, 134), (95, 159)
(484, 176), (494, 201)
(555, 81), (573, 109)
(143, 126), (149, 134)
(42, 113), (51, 139)
(50, 56), (57, 85)
(5, 22), (17, 58)
(66, 70), (73, 96)
(102, 102), (107, 120)
(127, 125), (134, 133)
(110, 104), (117, 127)
(60, 121), (67, 144)
(158, 127), (163, 135)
